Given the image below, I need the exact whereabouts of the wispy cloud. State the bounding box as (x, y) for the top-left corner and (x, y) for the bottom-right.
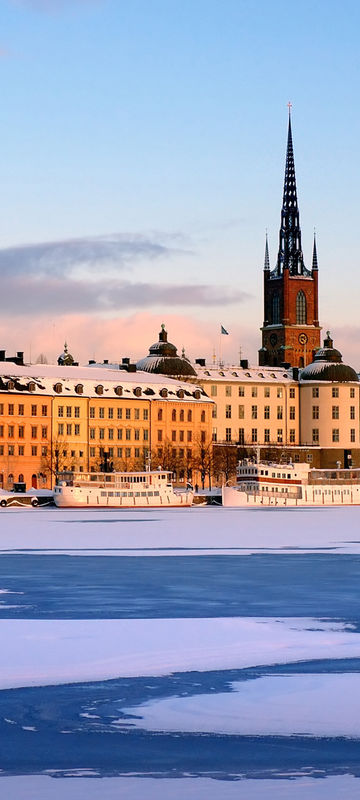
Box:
(0, 233), (186, 278)
(0, 275), (247, 315)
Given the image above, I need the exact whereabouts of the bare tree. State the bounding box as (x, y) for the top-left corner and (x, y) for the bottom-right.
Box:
(192, 435), (214, 490)
(212, 444), (239, 484)
(40, 438), (80, 483)
(36, 353), (48, 364)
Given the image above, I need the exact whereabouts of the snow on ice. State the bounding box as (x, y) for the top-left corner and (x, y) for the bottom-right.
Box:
(0, 617), (359, 690)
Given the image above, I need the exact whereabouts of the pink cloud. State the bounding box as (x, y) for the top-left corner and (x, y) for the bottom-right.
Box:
(8, 312), (345, 371)
(0, 312), (242, 367)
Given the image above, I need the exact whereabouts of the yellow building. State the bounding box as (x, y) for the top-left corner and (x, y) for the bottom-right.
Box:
(298, 333), (360, 467)
(192, 362), (299, 449)
(0, 362), (213, 490)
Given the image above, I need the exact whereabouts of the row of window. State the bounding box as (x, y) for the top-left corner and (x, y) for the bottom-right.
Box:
(221, 405), (296, 420)
(210, 386), (295, 399)
(312, 387), (356, 398)
(89, 407), (149, 420)
(213, 428), (295, 444)
(0, 425), (48, 439)
(88, 427), (148, 441)
(57, 406), (202, 422)
(0, 404), (48, 416)
(312, 429), (356, 444)
(0, 445), (48, 456)
(157, 430), (201, 443)
(312, 406), (356, 420)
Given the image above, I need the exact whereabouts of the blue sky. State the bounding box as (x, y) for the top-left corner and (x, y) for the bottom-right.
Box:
(0, 0), (359, 365)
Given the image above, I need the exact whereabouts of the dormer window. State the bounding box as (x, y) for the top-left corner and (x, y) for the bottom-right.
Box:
(27, 381), (36, 392)
(114, 386), (123, 396)
(54, 383), (62, 394)
(245, 372), (251, 378)
(75, 384), (84, 395)
(193, 389), (201, 400)
(160, 388), (168, 399)
(6, 380), (15, 390)
(95, 385), (103, 395)
(177, 389), (184, 399)
(133, 387), (142, 397)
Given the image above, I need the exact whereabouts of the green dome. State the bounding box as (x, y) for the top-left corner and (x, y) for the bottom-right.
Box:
(300, 332), (358, 383)
(136, 326), (196, 377)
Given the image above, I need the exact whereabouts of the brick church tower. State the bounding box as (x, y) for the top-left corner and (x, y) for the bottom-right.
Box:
(259, 112), (321, 368)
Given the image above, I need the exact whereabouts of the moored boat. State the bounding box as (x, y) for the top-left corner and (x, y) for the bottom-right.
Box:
(222, 458), (360, 507)
(54, 469), (193, 508)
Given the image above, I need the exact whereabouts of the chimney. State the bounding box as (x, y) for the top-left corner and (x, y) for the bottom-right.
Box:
(16, 352), (24, 365)
(88, 359), (96, 365)
(195, 358), (206, 367)
(240, 359), (249, 369)
(122, 358), (130, 365)
(103, 359), (109, 364)
(0, 351), (5, 362)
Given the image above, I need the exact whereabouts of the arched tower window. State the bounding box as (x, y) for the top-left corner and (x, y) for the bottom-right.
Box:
(296, 290), (306, 325)
(272, 293), (280, 324)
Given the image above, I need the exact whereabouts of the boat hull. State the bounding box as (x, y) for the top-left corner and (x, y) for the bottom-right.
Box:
(54, 486), (193, 509)
(222, 485), (360, 507)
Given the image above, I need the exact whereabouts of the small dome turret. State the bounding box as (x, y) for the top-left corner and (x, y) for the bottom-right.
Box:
(58, 341), (75, 367)
(136, 325), (196, 377)
(300, 332), (358, 383)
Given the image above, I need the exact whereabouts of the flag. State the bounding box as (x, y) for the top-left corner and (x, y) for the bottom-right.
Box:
(221, 325), (229, 335)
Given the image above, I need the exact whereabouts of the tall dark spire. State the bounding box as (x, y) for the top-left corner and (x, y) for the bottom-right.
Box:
(272, 109), (310, 277)
(312, 230), (318, 271)
(264, 231), (270, 271)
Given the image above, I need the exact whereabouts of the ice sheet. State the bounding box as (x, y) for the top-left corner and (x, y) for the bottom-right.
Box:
(1, 775), (360, 800)
(121, 673), (360, 737)
(1, 506), (360, 556)
(0, 617), (359, 689)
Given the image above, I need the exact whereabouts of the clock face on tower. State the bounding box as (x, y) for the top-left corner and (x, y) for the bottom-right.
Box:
(269, 333), (278, 347)
(298, 333), (308, 345)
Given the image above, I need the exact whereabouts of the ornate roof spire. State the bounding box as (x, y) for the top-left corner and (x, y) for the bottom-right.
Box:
(264, 231), (270, 271)
(312, 230), (318, 271)
(273, 107), (310, 278)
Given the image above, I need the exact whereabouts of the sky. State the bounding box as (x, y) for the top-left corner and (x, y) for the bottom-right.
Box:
(0, 0), (359, 367)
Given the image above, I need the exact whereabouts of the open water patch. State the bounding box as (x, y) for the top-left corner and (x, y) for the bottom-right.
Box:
(0, 553), (359, 620)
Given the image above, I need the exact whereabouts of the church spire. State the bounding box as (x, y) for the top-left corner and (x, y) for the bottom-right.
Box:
(273, 107), (310, 277)
(312, 230), (318, 271)
(264, 231), (270, 271)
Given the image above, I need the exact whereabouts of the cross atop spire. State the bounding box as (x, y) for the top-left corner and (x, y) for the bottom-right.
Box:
(272, 111), (310, 278)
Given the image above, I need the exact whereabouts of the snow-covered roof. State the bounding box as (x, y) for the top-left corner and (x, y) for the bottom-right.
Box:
(193, 365), (296, 384)
(0, 363), (212, 402)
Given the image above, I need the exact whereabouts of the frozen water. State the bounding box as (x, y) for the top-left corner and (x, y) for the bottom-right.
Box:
(1, 506), (360, 793)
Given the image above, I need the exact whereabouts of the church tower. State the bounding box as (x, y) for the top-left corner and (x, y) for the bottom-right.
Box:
(259, 111), (321, 368)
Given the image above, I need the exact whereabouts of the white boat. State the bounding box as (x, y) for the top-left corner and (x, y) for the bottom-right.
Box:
(222, 459), (360, 507)
(53, 469), (193, 508)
